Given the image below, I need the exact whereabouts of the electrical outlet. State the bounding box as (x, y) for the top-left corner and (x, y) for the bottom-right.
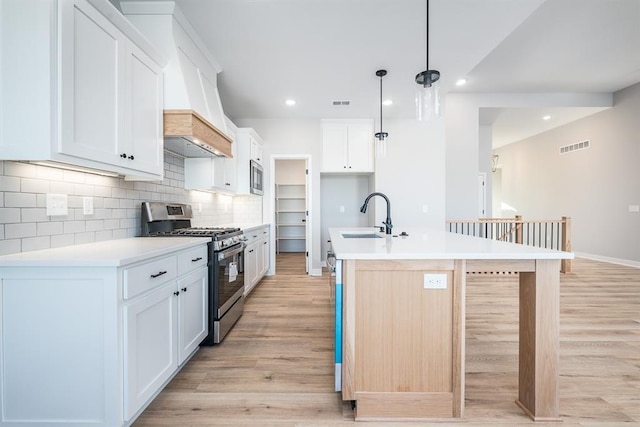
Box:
(83, 197), (94, 215)
(423, 273), (447, 289)
(46, 193), (68, 216)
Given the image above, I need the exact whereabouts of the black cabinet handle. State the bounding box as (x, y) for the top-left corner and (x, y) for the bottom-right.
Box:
(150, 271), (167, 278)
(191, 257), (203, 262)
(181, 287), (188, 292)
(225, 182), (230, 186)
(173, 291), (180, 296)
(253, 235), (258, 238)
(120, 153), (127, 158)
(263, 241), (267, 245)
(128, 155), (135, 160)
(249, 249), (254, 253)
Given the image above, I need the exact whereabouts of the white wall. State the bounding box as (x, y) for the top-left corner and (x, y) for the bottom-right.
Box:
(494, 83), (640, 265)
(373, 119), (446, 230)
(446, 92), (613, 220)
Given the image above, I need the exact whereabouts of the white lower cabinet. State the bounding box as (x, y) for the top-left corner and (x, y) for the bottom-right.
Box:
(244, 225), (270, 295)
(124, 281), (178, 421)
(0, 242), (208, 426)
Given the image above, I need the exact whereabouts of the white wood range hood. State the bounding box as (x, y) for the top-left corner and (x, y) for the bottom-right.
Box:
(121, 1), (232, 158)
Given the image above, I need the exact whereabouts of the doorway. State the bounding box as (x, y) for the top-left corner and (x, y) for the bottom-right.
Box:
(272, 157), (310, 274)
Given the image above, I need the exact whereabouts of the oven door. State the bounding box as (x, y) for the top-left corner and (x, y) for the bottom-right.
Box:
(214, 243), (245, 319)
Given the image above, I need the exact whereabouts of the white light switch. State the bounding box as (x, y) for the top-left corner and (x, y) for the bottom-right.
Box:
(339, 205), (345, 213)
(46, 193), (68, 216)
(423, 273), (447, 289)
(83, 197), (94, 215)
(629, 204), (640, 213)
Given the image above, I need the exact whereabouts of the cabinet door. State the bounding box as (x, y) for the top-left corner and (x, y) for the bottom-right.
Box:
(346, 123), (374, 172)
(60, 0), (123, 165)
(259, 238), (270, 277)
(244, 243), (259, 294)
(123, 281), (178, 421)
(177, 268), (208, 364)
(125, 43), (164, 176)
(321, 123), (348, 172)
(250, 137), (263, 164)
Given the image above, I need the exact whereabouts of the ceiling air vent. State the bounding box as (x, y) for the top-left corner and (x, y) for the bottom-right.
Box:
(560, 140), (590, 155)
(332, 100), (351, 106)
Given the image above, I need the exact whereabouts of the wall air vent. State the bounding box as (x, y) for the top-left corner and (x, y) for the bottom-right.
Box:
(560, 140), (590, 155)
(332, 100), (351, 106)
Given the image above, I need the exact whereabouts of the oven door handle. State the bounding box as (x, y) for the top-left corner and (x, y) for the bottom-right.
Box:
(218, 243), (246, 261)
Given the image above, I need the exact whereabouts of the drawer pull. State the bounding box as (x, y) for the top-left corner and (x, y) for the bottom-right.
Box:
(181, 287), (188, 292)
(150, 271), (168, 278)
(191, 257), (203, 262)
(173, 291), (180, 296)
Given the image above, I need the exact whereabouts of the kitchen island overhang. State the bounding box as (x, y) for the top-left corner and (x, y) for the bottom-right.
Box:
(329, 227), (573, 422)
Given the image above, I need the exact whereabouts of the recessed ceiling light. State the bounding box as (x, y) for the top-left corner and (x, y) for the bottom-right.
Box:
(285, 99), (296, 106)
(542, 115), (551, 120)
(455, 78), (467, 86)
(382, 99), (393, 106)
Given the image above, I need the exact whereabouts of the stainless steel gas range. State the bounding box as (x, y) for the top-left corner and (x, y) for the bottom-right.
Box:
(141, 202), (245, 344)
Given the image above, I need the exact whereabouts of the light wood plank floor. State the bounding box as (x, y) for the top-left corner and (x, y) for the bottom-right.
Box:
(134, 255), (640, 426)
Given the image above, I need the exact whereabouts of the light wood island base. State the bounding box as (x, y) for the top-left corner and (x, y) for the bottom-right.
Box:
(341, 259), (465, 420)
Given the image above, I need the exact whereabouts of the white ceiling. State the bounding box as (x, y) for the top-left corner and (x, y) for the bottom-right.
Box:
(121, 0), (640, 147)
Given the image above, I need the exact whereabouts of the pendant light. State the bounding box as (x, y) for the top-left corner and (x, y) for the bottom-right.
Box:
(374, 69), (389, 158)
(415, 0), (440, 121)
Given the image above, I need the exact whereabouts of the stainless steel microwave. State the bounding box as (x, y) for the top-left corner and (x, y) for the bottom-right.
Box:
(250, 160), (263, 195)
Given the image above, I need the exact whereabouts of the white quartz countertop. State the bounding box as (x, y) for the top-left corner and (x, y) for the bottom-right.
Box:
(0, 237), (211, 267)
(329, 227), (574, 260)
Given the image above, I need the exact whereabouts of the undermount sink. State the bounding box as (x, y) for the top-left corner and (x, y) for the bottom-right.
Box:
(341, 233), (383, 239)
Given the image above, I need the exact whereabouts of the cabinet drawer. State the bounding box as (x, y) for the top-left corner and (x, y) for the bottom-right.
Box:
(244, 226), (269, 245)
(177, 245), (208, 276)
(123, 256), (177, 300)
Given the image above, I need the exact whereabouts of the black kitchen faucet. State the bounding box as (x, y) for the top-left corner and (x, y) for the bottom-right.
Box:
(360, 192), (393, 234)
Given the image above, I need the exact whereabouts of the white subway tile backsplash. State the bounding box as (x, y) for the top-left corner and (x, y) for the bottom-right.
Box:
(22, 236), (51, 252)
(1, 153), (264, 255)
(63, 221), (86, 234)
(51, 234), (75, 248)
(21, 178), (50, 194)
(5, 223), (37, 239)
(50, 181), (74, 194)
(4, 162), (37, 177)
(0, 208), (21, 223)
(0, 239), (21, 255)
(36, 165), (64, 180)
(21, 208), (48, 223)
(0, 176), (21, 192)
(5, 192), (37, 208)
(37, 222), (64, 236)
(95, 230), (113, 241)
(75, 232), (96, 245)
(86, 220), (105, 232)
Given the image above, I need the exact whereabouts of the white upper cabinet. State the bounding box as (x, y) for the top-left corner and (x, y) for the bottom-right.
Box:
(0, 0), (165, 180)
(321, 119), (374, 173)
(235, 128), (265, 194)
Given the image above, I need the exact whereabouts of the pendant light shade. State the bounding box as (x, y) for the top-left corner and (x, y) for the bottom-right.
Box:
(374, 69), (389, 158)
(415, 0), (441, 121)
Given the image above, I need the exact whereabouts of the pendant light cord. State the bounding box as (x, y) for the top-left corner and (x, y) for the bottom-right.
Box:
(426, 0), (429, 71)
(379, 75), (383, 134)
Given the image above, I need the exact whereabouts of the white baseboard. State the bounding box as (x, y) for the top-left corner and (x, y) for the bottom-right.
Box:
(574, 252), (640, 269)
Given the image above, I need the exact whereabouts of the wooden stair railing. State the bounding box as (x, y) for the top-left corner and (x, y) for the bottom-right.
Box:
(447, 215), (572, 273)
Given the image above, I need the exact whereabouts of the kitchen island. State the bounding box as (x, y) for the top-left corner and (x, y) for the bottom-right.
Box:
(329, 227), (573, 422)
